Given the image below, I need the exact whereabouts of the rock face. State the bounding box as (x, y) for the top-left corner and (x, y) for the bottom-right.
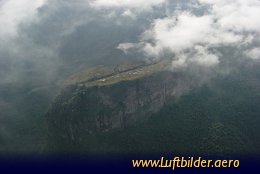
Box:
(46, 61), (178, 149)
(45, 61), (260, 154)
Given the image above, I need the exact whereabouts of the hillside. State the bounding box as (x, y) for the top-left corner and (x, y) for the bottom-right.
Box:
(46, 61), (260, 155)
(46, 61), (178, 150)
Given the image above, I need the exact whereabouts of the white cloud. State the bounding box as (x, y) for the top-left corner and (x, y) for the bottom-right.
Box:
(117, 43), (136, 54)
(246, 48), (260, 60)
(0, 0), (46, 38)
(171, 46), (219, 70)
(118, 0), (260, 68)
(90, 0), (165, 10)
(122, 9), (136, 19)
(171, 54), (188, 70)
(141, 13), (242, 55)
(191, 46), (219, 66)
(199, 0), (260, 33)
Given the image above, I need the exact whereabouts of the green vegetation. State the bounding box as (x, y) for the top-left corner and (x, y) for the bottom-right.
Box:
(47, 63), (260, 156)
(64, 61), (171, 87)
(2, 61), (260, 156)
(0, 83), (58, 154)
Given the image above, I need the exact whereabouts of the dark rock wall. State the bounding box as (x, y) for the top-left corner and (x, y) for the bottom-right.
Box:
(46, 71), (178, 150)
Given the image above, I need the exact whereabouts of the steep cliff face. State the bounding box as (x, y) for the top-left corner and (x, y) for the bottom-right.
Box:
(45, 61), (260, 154)
(46, 61), (180, 150)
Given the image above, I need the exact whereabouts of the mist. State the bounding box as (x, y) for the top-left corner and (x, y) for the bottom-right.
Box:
(0, 0), (260, 152)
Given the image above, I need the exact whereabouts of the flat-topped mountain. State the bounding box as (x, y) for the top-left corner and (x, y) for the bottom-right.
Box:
(46, 61), (180, 150)
(64, 61), (171, 87)
(45, 61), (260, 154)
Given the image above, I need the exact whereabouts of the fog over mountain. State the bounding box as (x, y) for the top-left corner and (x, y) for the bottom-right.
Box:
(0, 0), (259, 85)
(0, 0), (260, 153)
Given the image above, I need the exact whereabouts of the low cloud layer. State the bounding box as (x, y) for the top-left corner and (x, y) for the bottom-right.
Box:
(0, 0), (46, 38)
(118, 0), (260, 68)
(1, 0), (260, 149)
(246, 48), (260, 60)
(0, 0), (260, 85)
(90, 0), (165, 9)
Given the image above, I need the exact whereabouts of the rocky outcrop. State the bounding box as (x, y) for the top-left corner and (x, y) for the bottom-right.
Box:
(46, 61), (179, 149)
